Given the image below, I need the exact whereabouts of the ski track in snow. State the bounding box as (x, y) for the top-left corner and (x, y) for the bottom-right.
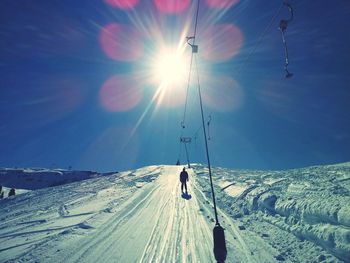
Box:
(0, 166), (268, 262)
(1, 164), (347, 262)
(54, 166), (216, 263)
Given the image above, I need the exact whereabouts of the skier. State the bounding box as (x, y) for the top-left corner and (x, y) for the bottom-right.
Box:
(180, 167), (189, 194)
(8, 188), (15, 197)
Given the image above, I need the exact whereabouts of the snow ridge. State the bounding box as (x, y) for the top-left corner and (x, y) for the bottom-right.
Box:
(194, 163), (350, 262)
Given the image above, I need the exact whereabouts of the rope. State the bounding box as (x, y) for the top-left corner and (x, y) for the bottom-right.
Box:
(234, 1), (284, 76)
(193, 115), (211, 141)
(182, 51), (194, 129)
(177, 138), (183, 162)
(181, 0), (201, 129)
(183, 2), (228, 260)
(207, 115), (212, 140)
(279, 1), (294, 78)
(194, 54), (220, 225)
(178, 0), (220, 225)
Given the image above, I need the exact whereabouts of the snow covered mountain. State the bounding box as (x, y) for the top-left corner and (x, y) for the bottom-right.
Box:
(0, 167), (107, 190)
(0, 163), (349, 262)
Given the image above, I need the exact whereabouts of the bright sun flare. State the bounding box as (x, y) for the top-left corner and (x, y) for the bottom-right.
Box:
(152, 48), (188, 87)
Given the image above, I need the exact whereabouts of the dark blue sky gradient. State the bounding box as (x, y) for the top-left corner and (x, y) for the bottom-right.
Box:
(1, 0), (349, 172)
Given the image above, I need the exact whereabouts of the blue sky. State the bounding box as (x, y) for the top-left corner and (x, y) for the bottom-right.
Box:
(1, 0), (349, 172)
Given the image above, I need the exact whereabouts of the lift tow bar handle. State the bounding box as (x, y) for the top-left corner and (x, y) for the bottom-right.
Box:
(213, 224), (227, 263)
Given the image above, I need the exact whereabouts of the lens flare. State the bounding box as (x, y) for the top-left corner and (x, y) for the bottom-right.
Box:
(99, 75), (143, 112)
(201, 23), (243, 61)
(155, 82), (187, 108)
(99, 23), (143, 61)
(152, 48), (188, 86)
(105, 0), (139, 9)
(205, 0), (240, 9)
(148, 46), (190, 108)
(154, 0), (190, 14)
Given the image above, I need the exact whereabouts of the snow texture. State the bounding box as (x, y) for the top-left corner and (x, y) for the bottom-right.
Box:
(0, 163), (349, 262)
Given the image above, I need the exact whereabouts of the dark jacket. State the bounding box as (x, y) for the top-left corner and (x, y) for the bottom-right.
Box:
(180, 171), (189, 182)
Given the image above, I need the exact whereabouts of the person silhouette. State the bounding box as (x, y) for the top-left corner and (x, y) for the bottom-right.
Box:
(8, 188), (15, 197)
(180, 167), (189, 194)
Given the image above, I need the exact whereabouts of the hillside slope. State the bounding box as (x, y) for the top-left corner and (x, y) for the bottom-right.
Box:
(0, 167), (105, 190)
(194, 162), (350, 262)
(0, 164), (349, 262)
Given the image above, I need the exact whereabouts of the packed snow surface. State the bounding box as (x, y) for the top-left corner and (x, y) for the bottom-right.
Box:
(0, 163), (349, 262)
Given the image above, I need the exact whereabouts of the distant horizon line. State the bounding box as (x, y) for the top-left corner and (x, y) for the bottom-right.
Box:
(1, 160), (349, 174)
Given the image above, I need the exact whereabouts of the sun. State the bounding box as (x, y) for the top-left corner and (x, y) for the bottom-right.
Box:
(152, 48), (189, 87)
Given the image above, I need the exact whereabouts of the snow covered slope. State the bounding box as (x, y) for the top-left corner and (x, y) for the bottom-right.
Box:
(194, 162), (350, 262)
(0, 168), (106, 190)
(0, 164), (349, 262)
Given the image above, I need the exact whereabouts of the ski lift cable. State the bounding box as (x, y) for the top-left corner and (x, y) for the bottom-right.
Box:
(178, 0), (201, 163)
(180, 0), (220, 228)
(181, 51), (194, 129)
(194, 54), (220, 226)
(177, 138), (183, 161)
(279, 1), (294, 78)
(186, 1), (227, 261)
(193, 115), (211, 141)
(234, 1), (285, 77)
(207, 115), (212, 141)
(181, 0), (201, 129)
